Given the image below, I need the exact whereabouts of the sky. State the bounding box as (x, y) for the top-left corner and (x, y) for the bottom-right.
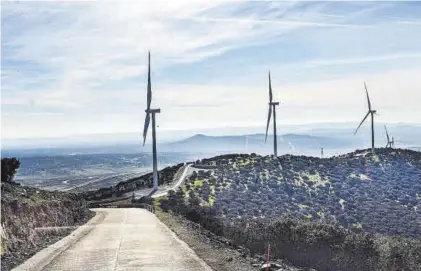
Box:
(2, 1), (421, 143)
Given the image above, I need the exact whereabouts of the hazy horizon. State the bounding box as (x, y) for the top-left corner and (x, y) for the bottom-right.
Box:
(3, 121), (421, 150)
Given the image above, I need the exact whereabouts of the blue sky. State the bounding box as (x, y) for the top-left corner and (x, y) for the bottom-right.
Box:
(2, 1), (421, 141)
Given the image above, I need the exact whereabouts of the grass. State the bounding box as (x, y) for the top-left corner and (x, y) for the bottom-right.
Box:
(301, 171), (327, 186)
(154, 196), (168, 212)
(236, 158), (254, 167)
(181, 184), (188, 193)
(298, 203), (309, 209)
(192, 179), (205, 187)
(209, 184), (216, 205)
(185, 177), (216, 207)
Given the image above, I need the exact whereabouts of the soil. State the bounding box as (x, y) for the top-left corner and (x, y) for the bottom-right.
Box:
(156, 211), (306, 271)
(1, 211), (94, 271)
(1, 182), (95, 271)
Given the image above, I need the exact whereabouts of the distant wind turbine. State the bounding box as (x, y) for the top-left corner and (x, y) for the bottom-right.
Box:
(354, 82), (377, 154)
(384, 125), (394, 148)
(264, 71), (280, 157)
(143, 52), (161, 195)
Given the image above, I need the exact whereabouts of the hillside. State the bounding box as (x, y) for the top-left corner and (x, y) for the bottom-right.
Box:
(1, 182), (93, 270)
(158, 148), (421, 270)
(81, 163), (185, 202)
(172, 148), (421, 237)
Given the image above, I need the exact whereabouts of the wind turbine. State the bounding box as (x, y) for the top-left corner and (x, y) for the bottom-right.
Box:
(384, 125), (394, 148)
(354, 82), (377, 154)
(143, 52), (161, 195)
(265, 71), (280, 156)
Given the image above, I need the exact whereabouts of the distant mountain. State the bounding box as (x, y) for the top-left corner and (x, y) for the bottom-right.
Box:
(162, 133), (356, 156)
(308, 123), (421, 147)
(3, 123), (420, 157)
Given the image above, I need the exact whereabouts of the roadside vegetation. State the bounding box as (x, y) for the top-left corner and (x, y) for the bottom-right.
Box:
(1, 158), (93, 270)
(81, 163), (184, 202)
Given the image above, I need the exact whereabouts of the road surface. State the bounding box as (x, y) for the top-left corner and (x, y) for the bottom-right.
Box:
(125, 164), (195, 199)
(152, 164), (193, 198)
(40, 208), (212, 271)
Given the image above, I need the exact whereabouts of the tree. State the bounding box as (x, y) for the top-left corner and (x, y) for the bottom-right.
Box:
(1, 158), (21, 183)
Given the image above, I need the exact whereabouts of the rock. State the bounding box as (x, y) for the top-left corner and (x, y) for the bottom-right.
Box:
(272, 263), (283, 268)
(227, 256), (233, 262)
(260, 263), (285, 271)
(252, 263), (261, 267)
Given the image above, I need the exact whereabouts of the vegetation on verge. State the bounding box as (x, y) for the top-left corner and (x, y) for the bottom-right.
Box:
(1, 157), (93, 270)
(82, 163), (184, 201)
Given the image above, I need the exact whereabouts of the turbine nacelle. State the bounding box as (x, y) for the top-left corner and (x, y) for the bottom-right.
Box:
(146, 108), (161, 114)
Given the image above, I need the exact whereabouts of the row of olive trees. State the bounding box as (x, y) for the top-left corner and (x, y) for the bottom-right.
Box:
(160, 185), (421, 271)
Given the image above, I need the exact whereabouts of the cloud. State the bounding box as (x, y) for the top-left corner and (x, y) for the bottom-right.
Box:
(299, 53), (421, 68)
(1, 1), (421, 140)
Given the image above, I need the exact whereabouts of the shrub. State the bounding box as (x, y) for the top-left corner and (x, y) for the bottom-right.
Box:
(1, 158), (21, 183)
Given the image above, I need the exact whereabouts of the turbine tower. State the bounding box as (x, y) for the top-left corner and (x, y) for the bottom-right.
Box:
(265, 71), (279, 157)
(143, 52), (160, 195)
(354, 82), (377, 154)
(384, 125), (394, 148)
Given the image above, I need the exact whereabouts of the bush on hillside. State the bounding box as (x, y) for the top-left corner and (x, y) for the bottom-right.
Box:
(1, 158), (21, 183)
(160, 183), (421, 271)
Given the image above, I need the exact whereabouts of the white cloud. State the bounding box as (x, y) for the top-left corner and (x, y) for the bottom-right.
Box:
(1, 1), (421, 140)
(299, 53), (421, 68)
(3, 68), (421, 139)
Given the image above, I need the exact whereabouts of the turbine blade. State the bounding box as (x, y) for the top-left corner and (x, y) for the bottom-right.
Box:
(265, 106), (272, 142)
(364, 82), (371, 111)
(143, 113), (150, 146)
(384, 125), (390, 142)
(354, 111), (370, 135)
(147, 51), (152, 110)
(268, 71), (273, 103)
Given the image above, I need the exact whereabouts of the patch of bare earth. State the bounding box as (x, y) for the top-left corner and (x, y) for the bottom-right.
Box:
(156, 211), (305, 271)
